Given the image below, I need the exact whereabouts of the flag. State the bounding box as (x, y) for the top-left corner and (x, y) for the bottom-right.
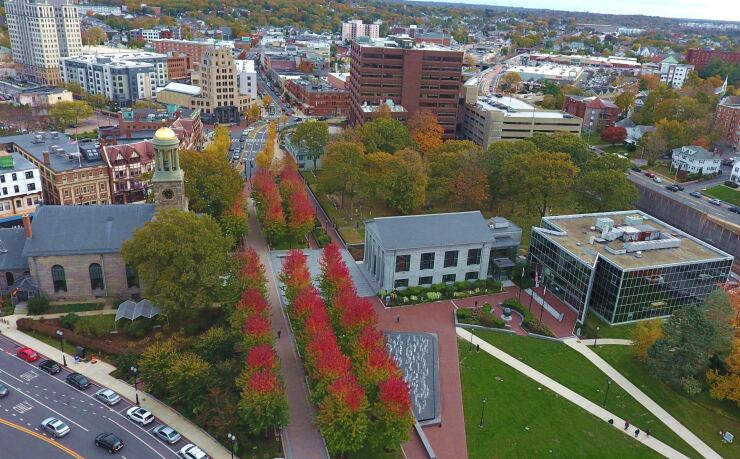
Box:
(68, 139), (77, 145)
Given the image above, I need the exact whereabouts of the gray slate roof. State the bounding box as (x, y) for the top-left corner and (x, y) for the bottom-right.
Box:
(0, 227), (29, 270)
(23, 204), (156, 257)
(365, 211), (495, 251)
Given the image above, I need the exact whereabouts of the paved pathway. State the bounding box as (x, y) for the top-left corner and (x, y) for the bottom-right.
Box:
(457, 328), (691, 459)
(564, 338), (721, 459)
(585, 338), (634, 346)
(245, 197), (329, 459)
(0, 317), (232, 459)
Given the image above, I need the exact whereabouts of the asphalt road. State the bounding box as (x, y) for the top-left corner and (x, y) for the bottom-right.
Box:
(0, 334), (187, 459)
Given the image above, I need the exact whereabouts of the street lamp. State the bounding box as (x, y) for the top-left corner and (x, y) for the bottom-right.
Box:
(130, 366), (140, 405)
(479, 397), (487, 428)
(227, 432), (236, 459)
(603, 379), (612, 407)
(594, 326), (600, 347)
(56, 330), (66, 366)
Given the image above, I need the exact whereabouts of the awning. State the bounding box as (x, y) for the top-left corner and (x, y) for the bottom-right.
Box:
(115, 299), (161, 322)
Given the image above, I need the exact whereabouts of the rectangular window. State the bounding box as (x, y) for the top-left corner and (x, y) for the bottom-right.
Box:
(419, 276), (433, 286)
(465, 271), (479, 280)
(420, 252), (435, 270)
(11, 173), (16, 181)
(394, 278), (409, 289)
(395, 255), (410, 272)
(25, 171), (34, 179)
(443, 250), (458, 268)
(467, 248), (482, 265)
(442, 274), (456, 283)
(27, 183), (36, 191)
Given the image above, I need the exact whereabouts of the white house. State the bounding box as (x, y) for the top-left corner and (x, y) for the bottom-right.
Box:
(671, 146), (721, 175)
(731, 161), (740, 185)
(362, 212), (521, 292)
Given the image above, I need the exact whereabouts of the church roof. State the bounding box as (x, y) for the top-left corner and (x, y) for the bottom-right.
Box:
(22, 204), (156, 257)
(0, 227), (29, 270)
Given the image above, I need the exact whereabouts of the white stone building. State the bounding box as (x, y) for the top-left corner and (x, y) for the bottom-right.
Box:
(660, 56), (694, 89)
(235, 60), (258, 100)
(341, 20), (380, 42)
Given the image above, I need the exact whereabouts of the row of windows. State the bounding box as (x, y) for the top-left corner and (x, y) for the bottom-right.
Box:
(51, 263), (139, 293)
(394, 271), (479, 288)
(395, 249), (481, 272)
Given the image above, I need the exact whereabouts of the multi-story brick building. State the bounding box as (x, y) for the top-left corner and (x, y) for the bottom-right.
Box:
(152, 38), (233, 70)
(102, 141), (155, 204)
(341, 20), (380, 42)
(563, 95), (620, 133)
(0, 150), (42, 222)
(165, 52), (191, 80)
(285, 78), (349, 117)
(685, 48), (740, 69)
(714, 96), (740, 149)
(100, 107), (202, 147)
(348, 36), (464, 138)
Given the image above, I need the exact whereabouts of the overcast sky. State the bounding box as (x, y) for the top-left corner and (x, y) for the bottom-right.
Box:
(421, 0), (740, 22)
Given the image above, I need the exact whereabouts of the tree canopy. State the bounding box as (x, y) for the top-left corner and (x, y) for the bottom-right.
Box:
(292, 120), (330, 167)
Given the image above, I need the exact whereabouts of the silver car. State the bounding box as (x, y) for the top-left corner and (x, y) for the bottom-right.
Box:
(0, 383), (8, 398)
(94, 388), (121, 406)
(152, 424), (182, 444)
(126, 406), (154, 426)
(41, 417), (70, 437)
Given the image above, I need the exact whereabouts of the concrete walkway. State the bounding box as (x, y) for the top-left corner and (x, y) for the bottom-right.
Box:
(0, 316), (232, 459)
(564, 338), (721, 459)
(585, 338), (634, 346)
(456, 327), (691, 459)
(245, 197), (329, 459)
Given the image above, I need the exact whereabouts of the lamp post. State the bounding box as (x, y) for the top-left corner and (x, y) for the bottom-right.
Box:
(603, 379), (612, 407)
(130, 366), (140, 405)
(479, 397), (487, 428)
(227, 432), (236, 459)
(594, 326), (600, 347)
(56, 330), (66, 366)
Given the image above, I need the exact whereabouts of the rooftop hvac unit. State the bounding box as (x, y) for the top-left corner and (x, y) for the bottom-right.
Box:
(624, 238), (681, 253)
(624, 215), (644, 226)
(595, 217), (614, 232)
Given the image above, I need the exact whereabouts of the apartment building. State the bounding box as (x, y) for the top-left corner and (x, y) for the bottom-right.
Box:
(5, 0), (83, 85)
(659, 56), (694, 89)
(0, 150), (42, 222)
(563, 95), (621, 133)
(348, 36), (464, 138)
(685, 48), (740, 69)
(285, 77), (349, 117)
(152, 38), (233, 70)
(61, 52), (168, 105)
(714, 96), (740, 149)
(188, 48), (253, 123)
(235, 59), (258, 100)
(341, 20), (380, 42)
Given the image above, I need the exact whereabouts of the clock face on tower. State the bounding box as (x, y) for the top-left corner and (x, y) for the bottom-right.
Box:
(162, 189), (174, 200)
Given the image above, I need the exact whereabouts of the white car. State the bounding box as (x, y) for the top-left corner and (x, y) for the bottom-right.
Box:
(653, 176), (662, 183)
(94, 388), (121, 406)
(126, 406), (154, 426)
(179, 443), (209, 459)
(41, 417), (70, 437)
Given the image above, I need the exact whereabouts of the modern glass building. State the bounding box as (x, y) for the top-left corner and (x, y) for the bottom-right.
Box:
(529, 210), (733, 324)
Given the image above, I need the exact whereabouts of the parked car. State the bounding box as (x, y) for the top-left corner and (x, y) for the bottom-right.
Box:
(153, 424), (182, 444)
(675, 184), (685, 191)
(94, 388), (121, 406)
(728, 206), (740, 214)
(0, 383), (9, 398)
(690, 191), (702, 198)
(126, 406), (155, 426)
(38, 359), (62, 375)
(179, 443), (209, 459)
(66, 373), (91, 390)
(644, 171), (656, 178)
(16, 347), (40, 363)
(708, 198), (722, 206)
(588, 145), (597, 151)
(724, 180), (739, 189)
(653, 176), (662, 183)
(95, 432), (123, 453)
(41, 417), (70, 437)
(630, 166), (642, 172)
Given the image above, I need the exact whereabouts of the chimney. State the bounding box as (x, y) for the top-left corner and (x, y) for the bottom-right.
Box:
(43, 151), (50, 165)
(22, 214), (32, 239)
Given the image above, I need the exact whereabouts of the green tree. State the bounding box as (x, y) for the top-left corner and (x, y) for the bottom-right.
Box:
(484, 140), (538, 202)
(122, 210), (230, 322)
(139, 341), (178, 398)
(614, 91), (635, 113)
(318, 141), (365, 210)
(427, 141), (489, 210)
(531, 132), (593, 168)
(360, 117), (414, 154)
(582, 154), (632, 173)
(574, 170), (638, 213)
(166, 352), (213, 412)
(192, 327), (237, 364)
(292, 120), (330, 169)
(48, 100), (93, 128)
(703, 289), (734, 358)
(132, 99), (161, 109)
(63, 81), (83, 96)
(180, 148), (243, 219)
(84, 93), (109, 109)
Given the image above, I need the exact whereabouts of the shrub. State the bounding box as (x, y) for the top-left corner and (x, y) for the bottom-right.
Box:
(681, 376), (703, 396)
(59, 313), (80, 330)
(28, 296), (50, 315)
(74, 318), (111, 339)
(527, 319), (555, 337)
(479, 311), (505, 329)
(312, 228), (331, 247)
(16, 318), (125, 355)
(456, 308), (472, 323)
(724, 181), (739, 189)
(120, 318), (154, 338)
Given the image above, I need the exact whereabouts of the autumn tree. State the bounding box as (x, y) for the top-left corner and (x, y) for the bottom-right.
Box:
(280, 169), (315, 246)
(318, 141), (365, 211)
(236, 363), (288, 434)
(292, 120), (329, 169)
(49, 100), (93, 128)
(574, 170), (638, 213)
(139, 340), (178, 397)
(600, 126), (628, 146)
(317, 376), (369, 456)
(614, 91), (635, 113)
(638, 131), (669, 164)
(427, 141), (489, 210)
(369, 376), (414, 450)
(499, 72), (522, 92)
(181, 147), (243, 219)
(360, 117), (414, 154)
(406, 110), (443, 155)
(81, 27), (108, 45)
(166, 352), (213, 413)
(385, 148), (428, 214)
(632, 320), (664, 362)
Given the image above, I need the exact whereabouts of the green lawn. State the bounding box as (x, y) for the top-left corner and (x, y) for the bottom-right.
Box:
(600, 145), (630, 156)
(595, 346), (740, 458)
(703, 185), (740, 206)
(459, 340), (661, 459)
(471, 331), (698, 457)
(581, 311), (663, 340)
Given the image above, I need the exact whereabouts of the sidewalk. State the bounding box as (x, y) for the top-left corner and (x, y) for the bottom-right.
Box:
(0, 317), (232, 459)
(457, 327), (691, 459)
(564, 338), (721, 459)
(585, 338), (633, 346)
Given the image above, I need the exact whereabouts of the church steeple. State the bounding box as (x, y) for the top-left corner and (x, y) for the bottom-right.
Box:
(151, 127), (188, 212)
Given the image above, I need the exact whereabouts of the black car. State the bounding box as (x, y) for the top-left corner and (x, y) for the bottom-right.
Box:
(675, 184), (685, 191)
(39, 359), (62, 375)
(95, 432), (123, 453)
(665, 185), (679, 192)
(66, 373), (91, 390)
(729, 206), (740, 214)
(630, 166), (642, 173)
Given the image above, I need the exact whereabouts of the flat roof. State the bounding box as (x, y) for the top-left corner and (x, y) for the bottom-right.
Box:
(0, 150), (37, 173)
(473, 96), (576, 119)
(0, 133), (104, 171)
(160, 82), (201, 96)
(535, 211), (733, 270)
(507, 64), (583, 77)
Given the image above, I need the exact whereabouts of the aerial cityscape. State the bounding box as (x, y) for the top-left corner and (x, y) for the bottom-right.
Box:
(0, 1), (738, 458)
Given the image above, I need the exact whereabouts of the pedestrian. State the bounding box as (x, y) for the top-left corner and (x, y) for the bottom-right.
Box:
(396, 314), (400, 323)
(277, 330), (281, 339)
(646, 429), (651, 438)
(475, 300), (478, 308)
(634, 429), (640, 438)
(608, 419), (614, 425)
(624, 420), (630, 430)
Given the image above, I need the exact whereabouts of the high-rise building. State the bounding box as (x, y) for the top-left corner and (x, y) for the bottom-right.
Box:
(348, 36), (464, 138)
(6, 0), (82, 85)
(659, 56), (694, 89)
(714, 96), (740, 150)
(341, 20), (380, 42)
(188, 47), (253, 123)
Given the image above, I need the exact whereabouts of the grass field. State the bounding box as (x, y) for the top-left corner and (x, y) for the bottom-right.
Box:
(580, 311), (663, 340)
(470, 331), (698, 457)
(459, 339), (661, 459)
(703, 184), (740, 206)
(595, 346), (740, 458)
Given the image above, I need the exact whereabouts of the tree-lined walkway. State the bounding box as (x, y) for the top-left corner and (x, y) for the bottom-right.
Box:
(457, 327), (692, 459)
(564, 338), (721, 459)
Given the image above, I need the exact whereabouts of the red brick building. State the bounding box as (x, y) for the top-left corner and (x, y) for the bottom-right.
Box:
(714, 96), (740, 149)
(348, 37), (464, 138)
(166, 53), (191, 80)
(152, 39), (226, 69)
(285, 78), (349, 117)
(563, 95), (621, 133)
(685, 48), (740, 69)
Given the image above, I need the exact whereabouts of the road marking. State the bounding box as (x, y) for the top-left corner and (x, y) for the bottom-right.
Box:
(12, 401), (33, 414)
(19, 370), (37, 382)
(0, 417), (83, 459)
(104, 416), (170, 459)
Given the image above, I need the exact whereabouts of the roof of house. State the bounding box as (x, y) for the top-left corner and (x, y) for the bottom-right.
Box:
(0, 133), (104, 171)
(365, 211), (496, 251)
(102, 140), (155, 167)
(0, 227), (29, 270)
(672, 145), (717, 161)
(22, 204), (156, 257)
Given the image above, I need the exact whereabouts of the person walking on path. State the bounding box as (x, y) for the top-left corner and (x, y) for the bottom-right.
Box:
(396, 314), (400, 323)
(646, 429), (651, 438)
(277, 330), (281, 339)
(624, 420), (630, 430)
(635, 429), (641, 438)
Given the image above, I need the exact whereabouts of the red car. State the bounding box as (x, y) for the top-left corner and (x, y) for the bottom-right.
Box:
(16, 347), (40, 363)
(644, 171), (656, 178)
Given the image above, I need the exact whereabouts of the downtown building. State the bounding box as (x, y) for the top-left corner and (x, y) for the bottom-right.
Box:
(714, 95), (740, 150)
(685, 48), (740, 69)
(347, 36), (464, 138)
(529, 211), (733, 325)
(5, 0), (83, 85)
(341, 20), (380, 42)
